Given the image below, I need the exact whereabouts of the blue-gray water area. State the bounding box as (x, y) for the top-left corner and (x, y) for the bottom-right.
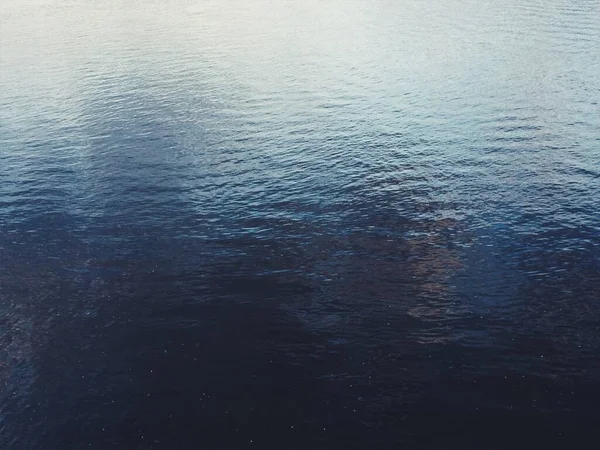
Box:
(1, 1), (599, 448)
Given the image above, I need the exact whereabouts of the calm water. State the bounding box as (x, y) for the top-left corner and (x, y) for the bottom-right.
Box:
(1, 0), (600, 448)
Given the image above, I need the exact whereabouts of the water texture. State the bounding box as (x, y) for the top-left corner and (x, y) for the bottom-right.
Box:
(1, 0), (600, 448)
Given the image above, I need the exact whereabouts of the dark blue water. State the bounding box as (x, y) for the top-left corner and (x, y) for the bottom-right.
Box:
(1, 0), (600, 448)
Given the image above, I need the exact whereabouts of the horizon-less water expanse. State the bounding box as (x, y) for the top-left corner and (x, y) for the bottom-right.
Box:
(1, 0), (600, 448)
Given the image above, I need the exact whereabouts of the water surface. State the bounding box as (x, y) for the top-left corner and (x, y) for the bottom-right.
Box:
(1, 0), (600, 448)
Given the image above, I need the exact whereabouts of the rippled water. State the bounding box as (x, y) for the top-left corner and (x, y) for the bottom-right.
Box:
(1, 0), (600, 448)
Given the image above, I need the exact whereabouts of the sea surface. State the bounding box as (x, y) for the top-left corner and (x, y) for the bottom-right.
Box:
(1, 0), (600, 448)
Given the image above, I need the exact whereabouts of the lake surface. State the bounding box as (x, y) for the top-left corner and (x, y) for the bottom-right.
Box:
(1, 0), (599, 448)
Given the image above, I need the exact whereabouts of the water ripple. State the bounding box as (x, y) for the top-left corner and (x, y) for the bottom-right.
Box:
(1, 0), (600, 448)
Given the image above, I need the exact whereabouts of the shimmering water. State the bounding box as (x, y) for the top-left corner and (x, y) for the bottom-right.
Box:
(1, 0), (600, 448)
